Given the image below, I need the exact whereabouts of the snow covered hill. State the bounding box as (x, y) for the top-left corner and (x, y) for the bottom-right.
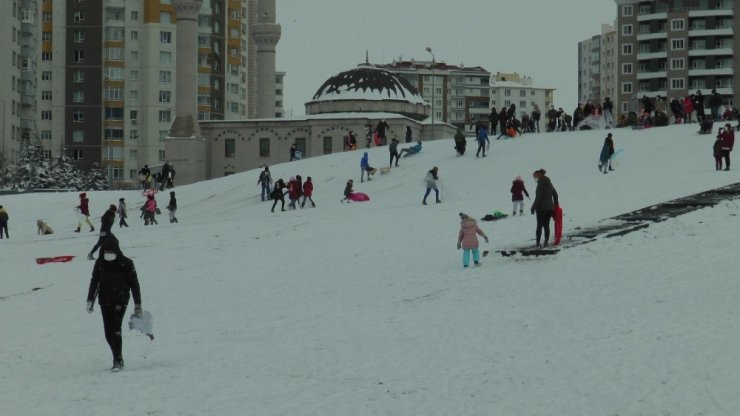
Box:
(2, 123), (740, 415)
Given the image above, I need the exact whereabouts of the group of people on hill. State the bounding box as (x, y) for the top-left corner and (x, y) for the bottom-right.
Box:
(258, 166), (315, 213)
(138, 161), (176, 191)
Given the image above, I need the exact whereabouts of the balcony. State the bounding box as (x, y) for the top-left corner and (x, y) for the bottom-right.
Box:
(20, 118), (35, 130)
(636, 51), (667, 60)
(688, 27), (734, 37)
(688, 47), (734, 57)
(688, 67), (734, 77)
(637, 71), (667, 80)
(637, 12), (667, 22)
(20, 94), (35, 106)
(689, 9), (733, 18)
(637, 32), (667, 41)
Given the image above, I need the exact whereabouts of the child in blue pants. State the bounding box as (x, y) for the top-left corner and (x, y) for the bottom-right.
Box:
(457, 212), (488, 267)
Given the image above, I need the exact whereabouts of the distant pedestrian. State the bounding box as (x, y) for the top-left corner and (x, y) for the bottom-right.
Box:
(0, 205), (8, 239)
(530, 169), (559, 248)
(720, 123), (735, 170)
(257, 166), (272, 202)
(289, 144), (297, 161)
(422, 166), (441, 205)
(510, 176), (530, 216)
(376, 119), (389, 146)
(144, 194), (158, 225)
(117, 198), (128, 228)
(270, 179), (287, 212)
(167, 191), (178, 223)
(457, 212), (488, 268)
(75, 192), (95, 233)
(454, 128), (466, 156)
(476, 126), (489, 158)
(714, 131), (724, 171)
(389, 138), (400, 167)
(598, 133), (615, 173)
(405, 126), (413, 143)
(301, 176), (316, 208)
(360, 152), (374, 182)
(341, 179), (353, 203)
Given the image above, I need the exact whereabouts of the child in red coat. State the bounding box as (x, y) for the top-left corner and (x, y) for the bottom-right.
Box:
(301, 177), (315, 208)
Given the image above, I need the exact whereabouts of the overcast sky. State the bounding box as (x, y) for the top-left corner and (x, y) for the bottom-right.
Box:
(275, 0), (616, 116)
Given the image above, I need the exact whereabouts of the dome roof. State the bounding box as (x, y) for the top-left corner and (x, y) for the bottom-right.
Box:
(310, 66), (426, 105)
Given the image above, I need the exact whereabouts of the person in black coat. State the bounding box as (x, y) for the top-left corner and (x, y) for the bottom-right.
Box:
(693, 91), (706, 123)
(86, 235), (142, 371)
(289, 144), (297, 161)
(88, 204), (117, 260)
(641, 95), (655, 114)
(271, 179), (287, 212)
(488, 107), (499, 135)
(167, 191), (178, 223)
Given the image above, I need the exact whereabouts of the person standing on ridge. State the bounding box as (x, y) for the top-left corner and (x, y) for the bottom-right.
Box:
(75, 192), (95, 233)
(167, 191), (178, 223)
(257, 166), (272, 202)
(530, 169), (559, 248)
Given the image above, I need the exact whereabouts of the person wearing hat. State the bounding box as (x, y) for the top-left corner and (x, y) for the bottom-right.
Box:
(75, 192), (95, 233)
(117, 198), (128, 228)
(86, 235), (142, 371)
(510, 176), (530, 216)
(530, 169), (559, 248)
(88, 204), (117, 260)
(422, 166), (441, 205)
(457, 212), (489, 268)
(0, 205), (9, 239)
(166, 191), (178, 223)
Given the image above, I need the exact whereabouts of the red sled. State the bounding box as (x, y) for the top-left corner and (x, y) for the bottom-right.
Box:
(553, 205), (563, 246)
(348, 192), (370, 202)
(373, 132), (381, 146)
(36, 255), (75, 265)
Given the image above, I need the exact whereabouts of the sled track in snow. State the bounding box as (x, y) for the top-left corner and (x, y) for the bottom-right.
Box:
(500, 182), (740, 257)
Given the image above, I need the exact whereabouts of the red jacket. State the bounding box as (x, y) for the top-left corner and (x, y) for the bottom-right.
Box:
(302, 181), (313, 197)
(682, 97), (693, 114)
(510, 179), (529, 201)
(287, 180), (300, 200)
(721, 129), (735, 151)
(79, 197), (90, 216)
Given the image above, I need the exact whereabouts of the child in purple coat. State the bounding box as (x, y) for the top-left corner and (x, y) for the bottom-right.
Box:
(510, 176), (530, 215)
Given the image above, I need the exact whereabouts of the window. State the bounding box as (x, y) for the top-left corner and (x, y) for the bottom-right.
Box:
(41, 71), (51, 81)
(73, 111), (84, 122)
(323, 137), (332, 155)
(72, 149), (84, 160)
(42, 31), (52, 41)
(519, 100), (526, 108)
(622, 63), (633, 74)
(225, 138), (235, 158)
(160, 31), (171, 43)
(504, 89), (511, 97)
(41, 91), (52, 100)
(158, 150), (166, 162)
(160, 51), (172, 64)
(130, 70), (138, 80)
(622, 44), (633, 55)
(73, 71), (85, 83)
(73, 11), (85, 22)
(104, 128), (124, 140)
(130, 51), (139, 61)
(104, 88), (123, 101)
(41, 130), (52, 140)
(72, 91), (84, 103)
(160, 12), (172, 23)
(671, 39), (685, 50)
(130, 30), (138, 40)
(72, 130), (84, 142)
(671, 78), (685, 90)
(42, 51), (52, 61)
(129, 130), (138, 140)
(670, 58), (685, 70)
(130, 90), (138, 100)
(105, 47), (124, 61)
(130, 11), (138, 20)
(73, 51), (85, 62)
(622, 24), (633, 36)
(105, 67), (124, 80)
(259, 138), (270, 157)
(229, 102), (239, 113)
(104, 108), (124, 120)
(671, 19), (685, 31)
(41, 111), (52, 120)
(130, 110), (138, 121)
(159, 91), (171, 103)
(622, 5), (633, 16)
(73, 30), (85, 43)
(42, 11), (52, 21)
(159, 71), (172, 83)
(159, 111), (171, 122)
(129, 149), (138, 160)
(622, 82), (633, 93)
(104, 27), (124, 41)
(519, 90), (526, 97)
(159, 130), (169, 141)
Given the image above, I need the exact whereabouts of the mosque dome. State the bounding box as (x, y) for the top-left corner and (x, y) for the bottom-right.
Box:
(305, 66), (430, 120)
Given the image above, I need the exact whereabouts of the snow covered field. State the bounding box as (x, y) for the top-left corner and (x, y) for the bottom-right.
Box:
(2, 123), (740, 415)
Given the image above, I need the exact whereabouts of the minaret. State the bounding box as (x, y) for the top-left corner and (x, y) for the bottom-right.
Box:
(165, 0), (206, 185)
(252, 0), (281, 118)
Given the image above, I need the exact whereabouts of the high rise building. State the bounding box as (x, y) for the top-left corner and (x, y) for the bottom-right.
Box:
(614, 0), (737, 115)
(375, 60), (491, 130)
(578, 24), (617, 106)
(7, 0), (282, 187)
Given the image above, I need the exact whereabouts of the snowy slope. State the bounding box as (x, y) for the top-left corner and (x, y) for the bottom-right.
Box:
(1, 124), (740, 416)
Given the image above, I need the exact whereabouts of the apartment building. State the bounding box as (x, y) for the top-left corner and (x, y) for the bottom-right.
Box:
(614, 0), (738, 115)
(0, 1), (38, 169)
(578, 24), (618, 106)
(12, 0), (283, 187)
(375, 60), (491, 130)
(490, 72), (555, 118)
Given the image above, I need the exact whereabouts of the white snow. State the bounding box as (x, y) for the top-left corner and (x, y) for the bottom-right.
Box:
(1, 123), (740, 415)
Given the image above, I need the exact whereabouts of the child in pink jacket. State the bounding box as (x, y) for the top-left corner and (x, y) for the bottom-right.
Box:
(457, 212), (488, 268)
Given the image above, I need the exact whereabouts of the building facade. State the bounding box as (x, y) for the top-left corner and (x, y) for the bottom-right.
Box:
(490, 72), (555, 117)
(578, 24), (617, 106)
(375, 60), (491, 130)
(614, 0), (737, 115)
(3, 0), (284, 187)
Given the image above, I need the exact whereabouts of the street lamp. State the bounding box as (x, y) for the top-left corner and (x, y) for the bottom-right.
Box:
(426, 47), (435, 139)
